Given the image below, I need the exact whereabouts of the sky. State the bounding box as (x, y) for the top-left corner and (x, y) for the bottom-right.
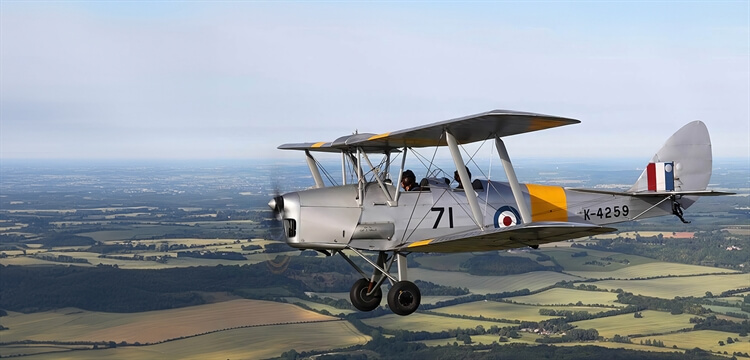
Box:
(1, 1), (748, 162)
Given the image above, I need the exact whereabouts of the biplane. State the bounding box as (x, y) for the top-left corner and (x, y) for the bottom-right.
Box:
(268, 110), (730, 316)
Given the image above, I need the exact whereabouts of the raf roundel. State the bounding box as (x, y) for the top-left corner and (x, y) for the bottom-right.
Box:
(494, 206), (521, 228)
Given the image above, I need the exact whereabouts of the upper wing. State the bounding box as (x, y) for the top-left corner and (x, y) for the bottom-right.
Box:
(278, 109), (580, 152)
(400, 222), (615, 253)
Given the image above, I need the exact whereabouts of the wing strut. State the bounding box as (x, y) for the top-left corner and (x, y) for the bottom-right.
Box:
(446, 130), (484, 229)
(495, 137), (531, 224)
(305, 150), (325, 189)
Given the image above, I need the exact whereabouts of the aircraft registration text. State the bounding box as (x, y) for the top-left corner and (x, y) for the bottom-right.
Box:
(583, 205), (629, 221)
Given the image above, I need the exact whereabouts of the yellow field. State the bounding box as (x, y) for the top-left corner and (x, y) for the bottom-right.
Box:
(593, 274), (748, 299)
(634, 330), (749, 353)
(409, 268), (581, 295)
(570, 310), (696, 338)
(1, 321), (369, 360)
(433, 301), (613, 322)
(0, 256), (63, 266)
(2, 299), (336, 344)
(566, 262), (737, 279)
(362, 313), (505, 332)
(506, 288), (623, 307)
(283, 297), (356, 315)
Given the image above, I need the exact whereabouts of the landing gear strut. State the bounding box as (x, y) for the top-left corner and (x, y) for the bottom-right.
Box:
(337, 249), (422, 316)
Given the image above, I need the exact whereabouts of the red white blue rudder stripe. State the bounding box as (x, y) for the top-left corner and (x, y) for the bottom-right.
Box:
(646, 162), (675, 191)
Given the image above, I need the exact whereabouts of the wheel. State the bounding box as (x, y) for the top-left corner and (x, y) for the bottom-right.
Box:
(349, 278), (382, 312)
(387, 280), (421, 316)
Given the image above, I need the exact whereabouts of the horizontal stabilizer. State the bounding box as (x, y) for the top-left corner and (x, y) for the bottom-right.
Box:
(569, 188), (735, 197)
(401, 222), (615, 253)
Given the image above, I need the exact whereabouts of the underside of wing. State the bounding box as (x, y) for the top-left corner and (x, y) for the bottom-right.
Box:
(401, 222), (616, 253)
(278, 110), (580, 152)
(569, 188), (736, 197)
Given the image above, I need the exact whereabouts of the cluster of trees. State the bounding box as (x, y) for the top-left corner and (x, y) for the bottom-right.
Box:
(616, 292), (709, 315)
(29, 234), (97, 247)
(0, 263), (309, 313)
(176, 251), (246, 260)
(281, 341), (728, 360)
(413, 280), (469, 296)
(690, 315), (750, 335)
(574, 231), (749, 270)
(33, 253), (89, 264)
(639, 339), (665, 347)
(535, 328), (600, 343)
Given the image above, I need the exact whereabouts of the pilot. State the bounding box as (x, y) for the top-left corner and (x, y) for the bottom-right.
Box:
(454, 166), (471, 189)
(401, 170), (421, 191)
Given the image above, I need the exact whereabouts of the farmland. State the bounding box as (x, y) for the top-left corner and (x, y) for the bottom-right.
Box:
(506, 288), (623, 307)
(569, 310), (697, 338)
(1, 160), (748, 359)
(432, 301), (614, 322)
(593, 274), (749, 299)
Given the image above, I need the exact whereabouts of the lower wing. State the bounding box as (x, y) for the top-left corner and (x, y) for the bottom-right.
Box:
(401, 222), (615, 253)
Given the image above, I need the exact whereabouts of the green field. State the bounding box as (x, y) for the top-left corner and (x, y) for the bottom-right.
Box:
(714, 296), (746, 306)
(506, 288), (623, 307)
(362, 313), (506, 333)
(570, 310), (697, 338)
(77, 225), (199, 242)
(703, 304), (750, 318)
(541, 248), (657, 272)
(0, 321), (369, 360)
(593, 274), (749, 299)
(415, 253), (474, 271)
(409, 268), (581, 295)
(433, 301), (613, 322)
(634, 330), (749, 353)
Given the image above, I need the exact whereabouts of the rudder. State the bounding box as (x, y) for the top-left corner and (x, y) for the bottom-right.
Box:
(629, 121), (713, 193)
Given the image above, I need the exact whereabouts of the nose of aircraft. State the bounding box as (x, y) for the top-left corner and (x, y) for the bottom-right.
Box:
(268, 195), (284, 219)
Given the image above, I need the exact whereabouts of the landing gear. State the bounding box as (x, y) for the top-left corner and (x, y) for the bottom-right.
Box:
(349, 278), (382, 312)
(337, 249), (423, 315)
(387, 280), (421, 316)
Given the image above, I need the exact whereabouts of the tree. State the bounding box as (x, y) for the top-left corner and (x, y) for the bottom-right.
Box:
(457, 333), (472, 344)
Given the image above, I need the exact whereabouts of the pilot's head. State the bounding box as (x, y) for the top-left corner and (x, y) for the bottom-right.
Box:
(402, 170), (417, 189)
(454, 166), (471, 185)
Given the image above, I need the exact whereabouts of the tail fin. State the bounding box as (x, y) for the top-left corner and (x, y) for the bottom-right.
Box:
(629, 121), (712, 193)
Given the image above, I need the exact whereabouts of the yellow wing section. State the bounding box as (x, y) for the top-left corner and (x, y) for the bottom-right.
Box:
(278, 109), (580, 152)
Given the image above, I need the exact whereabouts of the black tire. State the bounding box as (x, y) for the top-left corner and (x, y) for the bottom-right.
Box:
(387, 280), (421, 316)
(349, 278), (382, 312)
